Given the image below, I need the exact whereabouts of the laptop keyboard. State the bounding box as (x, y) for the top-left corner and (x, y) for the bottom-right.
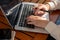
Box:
(19, 4), (35, 28)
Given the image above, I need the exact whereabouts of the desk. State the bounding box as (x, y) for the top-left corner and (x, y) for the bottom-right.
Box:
(0, 8), (60, 40)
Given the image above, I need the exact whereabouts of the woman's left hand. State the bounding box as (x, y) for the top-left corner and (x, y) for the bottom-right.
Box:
(27, 15), (49, 28)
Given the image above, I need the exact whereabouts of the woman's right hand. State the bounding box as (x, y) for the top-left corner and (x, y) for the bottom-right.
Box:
(33, 4), (50, 15)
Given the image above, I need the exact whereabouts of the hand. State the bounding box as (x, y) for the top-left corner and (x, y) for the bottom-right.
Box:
(27, 15), (49, 28)
(33, 4), (50, 16)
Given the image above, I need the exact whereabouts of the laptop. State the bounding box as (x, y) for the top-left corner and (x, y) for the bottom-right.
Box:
(6, 2), (49, 34)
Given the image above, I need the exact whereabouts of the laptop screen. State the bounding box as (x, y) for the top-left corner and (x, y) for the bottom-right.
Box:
(0, 0), (19, 13)
(0, 0), (22, 28)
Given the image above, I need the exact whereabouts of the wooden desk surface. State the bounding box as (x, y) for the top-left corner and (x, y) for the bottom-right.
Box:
(0, 9), (12, 29)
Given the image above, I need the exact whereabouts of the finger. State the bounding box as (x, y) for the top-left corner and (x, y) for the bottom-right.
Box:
(33, 4), (43, 10)
(27, 15), (35, 21)
(33, 7), (37, 10)
(38, 5), (48, 11)
(38, 11), (45, 14)
(33, 4), (44, 14)
(27, 15), (34, 18)
(35, 10), (45, 15)
(27, 15), (34, 19)
(27, 21), (34, 24)
(34, 4), (39, 9)
(34, 4), (43, 8)
(27, 18), (32, 22)
(38, 6), (44, 10)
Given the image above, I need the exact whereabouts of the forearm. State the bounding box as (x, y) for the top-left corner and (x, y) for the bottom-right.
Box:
(46, 0), (60, 10)
(45, 22), (60, 40)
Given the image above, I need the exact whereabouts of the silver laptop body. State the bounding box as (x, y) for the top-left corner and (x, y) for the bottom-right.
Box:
(7, 2), (49, 34)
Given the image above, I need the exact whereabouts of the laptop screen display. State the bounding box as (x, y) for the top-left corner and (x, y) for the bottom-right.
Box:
(0, 0), (19, 13)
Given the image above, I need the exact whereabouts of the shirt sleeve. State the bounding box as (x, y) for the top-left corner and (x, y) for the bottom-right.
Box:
(47, 0), (60, 10)
(45, 22), (60, 40)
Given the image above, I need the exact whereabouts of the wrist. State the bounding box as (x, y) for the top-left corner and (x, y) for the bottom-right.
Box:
(43, 21), (49, 28)
(46, 2), (56, 10)
(45, 4), (50, 10)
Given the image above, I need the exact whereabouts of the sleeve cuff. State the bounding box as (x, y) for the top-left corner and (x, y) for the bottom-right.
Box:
(45, 22), (57, 33)
(47, 2), (56, 10)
